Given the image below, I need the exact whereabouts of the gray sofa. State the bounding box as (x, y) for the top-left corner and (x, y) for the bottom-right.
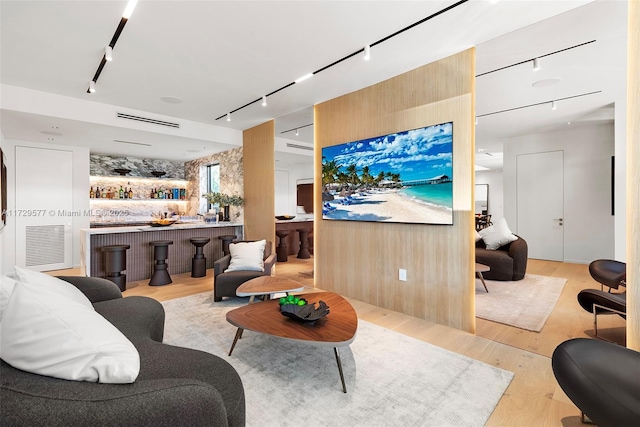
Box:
(0, 276), (245, 427)
(475, 236), (528, 281)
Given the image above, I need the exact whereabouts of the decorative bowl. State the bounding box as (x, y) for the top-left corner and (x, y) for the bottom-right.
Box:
(276, 215), (296, 220)
(280, 300), (330, 323)
(149, 218), (177, 227)
(113, 168), (131, 176)
(151, 171), (166, 178)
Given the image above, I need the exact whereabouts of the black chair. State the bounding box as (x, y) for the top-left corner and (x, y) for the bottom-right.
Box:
(552, 338), (640, 427)
(589, 259), (626, 291)
(213, 240), (276, 302)
(578, 289), (626, 338)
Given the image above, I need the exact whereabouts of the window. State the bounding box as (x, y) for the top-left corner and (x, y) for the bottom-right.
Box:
(206, 163), (220, 211)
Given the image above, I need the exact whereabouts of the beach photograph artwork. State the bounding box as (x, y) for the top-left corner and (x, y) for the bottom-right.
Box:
(321, 122), (453, 225)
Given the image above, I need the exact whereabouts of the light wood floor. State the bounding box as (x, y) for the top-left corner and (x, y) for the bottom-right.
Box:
(50, 257), (626, 426)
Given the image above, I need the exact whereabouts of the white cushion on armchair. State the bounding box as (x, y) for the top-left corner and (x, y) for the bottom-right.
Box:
(479, 217), (518, 250)
(225, 239), (266, 272)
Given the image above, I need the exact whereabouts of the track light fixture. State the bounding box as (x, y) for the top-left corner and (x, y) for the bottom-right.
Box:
(215, 0), (471, 121)
(475, 117), (478, 125)
(551, 101), (557, 110)
(262, 95), (267, 107)
(533, 57), (541, 71)
(86, 0), (138, 93)
(295, 73), (314, 83)
(122, 0), (139, 19)
(227, 113), (231, 122)
(295, 129), (299, 136)
(89, 81), (96, 93)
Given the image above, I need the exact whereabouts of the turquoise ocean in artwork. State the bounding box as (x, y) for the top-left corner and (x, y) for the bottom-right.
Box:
(400, 183), (453, 210)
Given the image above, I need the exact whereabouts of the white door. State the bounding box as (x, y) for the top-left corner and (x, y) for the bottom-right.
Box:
(516, 151), (564, 261)
(15, 147), (74, 270)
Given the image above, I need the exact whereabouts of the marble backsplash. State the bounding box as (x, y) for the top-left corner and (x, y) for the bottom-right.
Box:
(185, 147), (244, 222)
(90, 154), (185, 179)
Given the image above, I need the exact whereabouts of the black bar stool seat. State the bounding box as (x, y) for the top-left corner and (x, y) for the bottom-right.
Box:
(101, 244), (130, 291)
(149, 240), (173, 286)
(190, 237), (211, 278)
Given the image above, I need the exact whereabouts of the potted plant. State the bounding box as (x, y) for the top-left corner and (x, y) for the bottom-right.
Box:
(202, 192), (244, 221)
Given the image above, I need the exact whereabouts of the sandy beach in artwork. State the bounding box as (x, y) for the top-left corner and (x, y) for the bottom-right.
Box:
(323, 189), (452, 224)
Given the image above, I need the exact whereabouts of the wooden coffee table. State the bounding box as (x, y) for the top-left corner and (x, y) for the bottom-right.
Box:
(476, 263), (490, 292)
(235, 276), (304, 303)
(226, 292), (358, 393)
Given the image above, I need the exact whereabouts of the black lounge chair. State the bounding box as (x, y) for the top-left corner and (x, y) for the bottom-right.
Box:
(552, 338), (640, 427)
(577, 289), (626, 338)
(589, 259), (626, 291)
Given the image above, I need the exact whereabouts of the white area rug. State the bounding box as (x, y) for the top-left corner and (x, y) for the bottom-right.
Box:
(476, 274), (567, 332)
(162, 293), (513, 427)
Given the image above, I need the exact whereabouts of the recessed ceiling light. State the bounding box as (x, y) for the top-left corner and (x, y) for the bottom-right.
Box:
(532, 78), (561, 88)
(41, 130), (63, 136)
(160, 96), (183, 104)
(186, 149), (200, 153)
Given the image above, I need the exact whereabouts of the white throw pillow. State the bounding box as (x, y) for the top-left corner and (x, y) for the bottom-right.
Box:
(479, 217), (518, 250)
(475, 230), (482, 242)
(0, 275), (17, 323)
(14, 266), (93, 309)
(225, 240), (266, 273)
(0, 281), (140, 384)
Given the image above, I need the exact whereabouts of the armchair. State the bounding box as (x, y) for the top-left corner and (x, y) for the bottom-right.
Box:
(577, 289), (626, 338)
(213, 240), (276, 302)
(475, 236), (528, 281)
(552, 338), (640, 427)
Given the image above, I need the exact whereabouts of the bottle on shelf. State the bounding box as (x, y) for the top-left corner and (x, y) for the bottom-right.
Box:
(90, 186), (95, 198)
(123, 187), (129, 199)
(95, 187), (101, 198)
(119, 185), (124, 199)
(158, 188), (163, 199)
(128, 188), (133, 199)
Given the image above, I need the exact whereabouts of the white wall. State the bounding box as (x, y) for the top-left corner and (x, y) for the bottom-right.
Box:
(475, 170), (504, 221)
(2, 139), (90, 273)
(275, 162), (314, 216)
(503, 122), (615, 264)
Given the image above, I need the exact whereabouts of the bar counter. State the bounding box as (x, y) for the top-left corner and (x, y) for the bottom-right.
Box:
(81, 222), (244, 283)
(275, 217), (313, 256)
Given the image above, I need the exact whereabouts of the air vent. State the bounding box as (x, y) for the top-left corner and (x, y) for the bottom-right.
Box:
(286, 143), (313, 151)
(25, 225), (65, 267)
(116, 113), (180, 128)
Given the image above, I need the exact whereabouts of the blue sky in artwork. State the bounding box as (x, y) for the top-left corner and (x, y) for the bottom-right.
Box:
(322, 122), (453, 182)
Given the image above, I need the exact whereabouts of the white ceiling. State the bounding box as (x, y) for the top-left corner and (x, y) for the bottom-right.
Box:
(0, 0), (627, 170)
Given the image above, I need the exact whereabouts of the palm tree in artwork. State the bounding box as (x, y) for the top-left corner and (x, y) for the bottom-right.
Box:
(346, 164), (359, 185)
(361, 166), (373, 187)
(322, 158), (340, 186)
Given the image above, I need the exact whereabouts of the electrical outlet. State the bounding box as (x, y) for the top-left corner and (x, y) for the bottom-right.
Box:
(399, 269), (407, 281)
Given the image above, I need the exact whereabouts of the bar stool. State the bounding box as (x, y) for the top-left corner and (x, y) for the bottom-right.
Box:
(149, 240), (173, 286)
(190, 237), (210, 278)
(101, 244), (130, 291)
(218, 235), (237, 256)
(275, 230), (290, 262)
(296, 228), (311, 259)
(308, 230), (314, 255)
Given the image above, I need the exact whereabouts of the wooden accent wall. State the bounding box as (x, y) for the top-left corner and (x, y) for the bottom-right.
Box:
(315, 49), (476, 332)
(627, 0), (640, 351)
(243, 121), (275, 243)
